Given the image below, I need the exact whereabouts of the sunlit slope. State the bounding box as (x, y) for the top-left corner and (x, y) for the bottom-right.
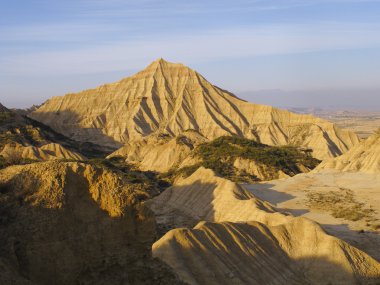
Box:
(30, 59), (359, 160)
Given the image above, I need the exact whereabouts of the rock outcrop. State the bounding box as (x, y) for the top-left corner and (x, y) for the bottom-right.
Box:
(317, 131), (380, 173)
(150, 168), (380, 285)
(29, 59), (360, 160)
(0, 142), (85, 161)
(0, 161), (183, 285)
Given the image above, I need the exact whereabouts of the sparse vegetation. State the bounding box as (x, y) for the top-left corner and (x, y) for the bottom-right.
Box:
(84, 156), (171, 196)
(306, 189), (376, 222)
(195, 136), (319, 170)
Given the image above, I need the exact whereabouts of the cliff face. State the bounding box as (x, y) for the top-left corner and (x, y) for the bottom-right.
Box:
(29, 59), (359, 160)
(317, 131), (380, 173)
(0, 161), (183, 285)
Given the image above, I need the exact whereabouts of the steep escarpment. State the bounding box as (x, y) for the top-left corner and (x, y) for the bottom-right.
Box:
(30, 59), (359, 160)
(150, 168), (380, 285)
(317, 131), (380, 173)
(0, 161), (184, 285)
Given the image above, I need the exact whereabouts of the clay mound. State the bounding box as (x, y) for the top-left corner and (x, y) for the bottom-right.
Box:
(108, 130), (206, 172)
(29, 59), (359, 160)
(153, 220), (380, 285)
(150, 167), (380, 284)
(148, 167), (287, 225)
(317, 131), (380, 173)
(0, 161), (183, 285)
(0, 142), (85, 161)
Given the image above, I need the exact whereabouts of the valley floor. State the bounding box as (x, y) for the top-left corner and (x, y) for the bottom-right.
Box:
(243, 170), (380, 261)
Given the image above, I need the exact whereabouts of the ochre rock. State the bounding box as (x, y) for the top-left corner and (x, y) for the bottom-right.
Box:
(0, 142), (85, 161)
(150, 167), (380, 285)
(29, 59), (360, 160)
(317, 132), (380, 173)
(0, 161), (182, 285)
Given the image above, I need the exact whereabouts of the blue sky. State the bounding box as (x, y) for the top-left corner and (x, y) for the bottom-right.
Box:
(1, 0), (380, 109)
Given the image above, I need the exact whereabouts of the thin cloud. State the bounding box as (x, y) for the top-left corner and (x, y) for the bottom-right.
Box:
(2, 22), (380, 76)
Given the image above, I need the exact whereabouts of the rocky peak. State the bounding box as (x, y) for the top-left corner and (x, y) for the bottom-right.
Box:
(129, 58), (199, 84)
(29, 59), (360, 160)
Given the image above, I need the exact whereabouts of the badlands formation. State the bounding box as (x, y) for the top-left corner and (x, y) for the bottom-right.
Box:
(317, 131), (380, 173)
(108, 134), (320, 181)
(29, 59), (360, 160)
(0, 59), (379, 284)
(0, 142), (84, 161)
(150, 168), (380, 285)
(0, 161), (184, 285)
(0, 104), (87, 162)
(245, 133), (380, 262)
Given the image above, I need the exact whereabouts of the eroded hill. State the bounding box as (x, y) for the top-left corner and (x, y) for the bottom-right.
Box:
(317, 130), (380, 173)
(0, 103), (108, 166)
(109, 133), (320, 182)
(0, 161), (184, 285)
(29, 59), (360, 160)
(149, 168), (380, 285)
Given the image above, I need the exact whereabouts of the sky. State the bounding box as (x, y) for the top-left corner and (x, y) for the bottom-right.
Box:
(1, 0), (380, 109)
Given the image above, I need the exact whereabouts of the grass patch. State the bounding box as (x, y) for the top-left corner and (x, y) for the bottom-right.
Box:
(306, 189), (376, 222)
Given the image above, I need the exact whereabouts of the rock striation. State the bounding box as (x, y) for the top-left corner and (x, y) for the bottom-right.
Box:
(0, 142), (85, 161)
(30, 59), (360, 160)
(317, 131), (380, 173)
(150, 167), (380, 285)
(0, 161), (184, 285)
(108, 130), (207, 173)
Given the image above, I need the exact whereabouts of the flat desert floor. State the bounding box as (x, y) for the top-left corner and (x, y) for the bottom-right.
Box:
(243, 170), (380, 261)
(292, 109), (380, 138)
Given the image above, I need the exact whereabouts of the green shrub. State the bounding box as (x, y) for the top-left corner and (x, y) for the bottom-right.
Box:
(194, 136), (320, 177)
(162, 136), (320, 182)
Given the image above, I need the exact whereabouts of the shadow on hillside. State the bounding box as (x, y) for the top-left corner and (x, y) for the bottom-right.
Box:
(243, 183), (296, 205)
(148, 180), (218, 239)
(0, 167), (183, 285)
(150, 176), (380, 283)
(322, 222), (380, 263)
(27, 110), (124, 157)
(155, 221), (380, 284)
